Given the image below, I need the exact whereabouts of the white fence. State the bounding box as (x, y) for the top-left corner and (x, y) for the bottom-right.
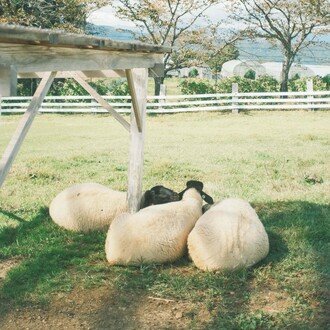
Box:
(1, 90), (329, 114)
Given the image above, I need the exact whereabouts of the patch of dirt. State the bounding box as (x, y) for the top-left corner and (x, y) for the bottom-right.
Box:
(249, 287), (293, 314)
(0, 285), (213, 329)
(0, 258), (22, 282)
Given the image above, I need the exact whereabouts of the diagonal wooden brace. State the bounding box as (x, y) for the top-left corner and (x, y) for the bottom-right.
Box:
(0, 71), (57, 187)
(125, 69), (143, 133)
(71, 72), (130, 132)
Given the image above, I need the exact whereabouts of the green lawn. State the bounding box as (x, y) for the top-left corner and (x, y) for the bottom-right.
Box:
(0, 111), (329, 329)
(147, 77), (183, 95)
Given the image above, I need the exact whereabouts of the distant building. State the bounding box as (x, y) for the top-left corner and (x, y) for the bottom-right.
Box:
(262, 62), (315, 80)
(220, 60), (330, 80)
(221, 60), (266, 78)
(305, 65), (330, 77)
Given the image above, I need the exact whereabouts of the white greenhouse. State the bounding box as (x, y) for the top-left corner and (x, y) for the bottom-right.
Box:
(221, 60), (330, 80)
(221, 60), (266, 78)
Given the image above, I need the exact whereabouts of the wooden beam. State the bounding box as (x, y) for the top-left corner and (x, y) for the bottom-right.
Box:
(0, 44), (164, 73)
(18, 70), (126, 79)
(126, 69), (142, 133)
(0, 65), (17, 97)
(0, 71), (56, 187)
(127, 68), (148, 213)
(0, 24), (172, 54)
(71, 72), (130, 131)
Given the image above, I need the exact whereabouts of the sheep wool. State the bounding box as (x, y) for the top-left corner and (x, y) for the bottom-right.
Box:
(105, 188), (203, 265)
(188, 198), (269, 271)
(49, 183), (127, 232)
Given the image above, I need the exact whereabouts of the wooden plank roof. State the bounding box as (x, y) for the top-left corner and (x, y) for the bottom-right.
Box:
(0, 24), (170, 73)
(0, 24), (171, 53)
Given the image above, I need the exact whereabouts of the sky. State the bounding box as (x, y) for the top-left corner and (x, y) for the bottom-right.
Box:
(87, 3), (230, 29)
(87, 5), (135, 28)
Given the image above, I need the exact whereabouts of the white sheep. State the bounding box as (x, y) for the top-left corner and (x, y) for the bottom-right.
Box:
(49, 183), (180, 232)
(188, 198), (269, 271)
(49, 183), (127, 232)
(105, 187), (203, 265)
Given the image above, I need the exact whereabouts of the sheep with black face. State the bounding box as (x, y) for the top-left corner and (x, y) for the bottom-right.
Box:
(140, 185), (181, 208)
(105, 181), (209, 265)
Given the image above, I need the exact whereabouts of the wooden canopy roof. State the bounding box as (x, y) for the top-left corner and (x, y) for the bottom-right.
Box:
(0, 24), (171, 213)
(0, 24), (171, 73)
(0, 24), (170, 53)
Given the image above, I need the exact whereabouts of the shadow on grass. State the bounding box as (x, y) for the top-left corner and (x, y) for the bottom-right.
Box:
(0, 207), (106, 323)
(0, 210), (26, 223)
(94, 200), (328, 329)
(0, 200), (328, 328)
(0, 208), (46, 249)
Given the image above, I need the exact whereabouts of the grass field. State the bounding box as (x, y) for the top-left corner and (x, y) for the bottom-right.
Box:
(146, 77), (182, 95)
(0, 111), (329, 329)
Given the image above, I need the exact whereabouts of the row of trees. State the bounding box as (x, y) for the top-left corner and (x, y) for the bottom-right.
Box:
(1, 0), (329, 94)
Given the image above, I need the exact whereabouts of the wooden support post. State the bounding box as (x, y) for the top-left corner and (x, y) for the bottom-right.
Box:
(307, 79), (314, 112)
(232, 83), (239, 114)
(127, 68), (148, 213)
(71, 72), (130, 131)
(0, 65), (17, 97)
(126, 69), (143, 132)
(0, 71), (56, 187)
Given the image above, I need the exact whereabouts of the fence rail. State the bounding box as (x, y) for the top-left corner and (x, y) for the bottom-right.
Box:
(1, 90), (329, 114)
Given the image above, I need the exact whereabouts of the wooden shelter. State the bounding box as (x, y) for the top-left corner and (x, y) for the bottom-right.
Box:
(0, 24), (171, 212)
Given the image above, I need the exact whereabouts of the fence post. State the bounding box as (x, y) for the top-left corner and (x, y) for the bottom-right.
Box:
(306, 79), (314, 112)
(232, 83), (239, 114)
(159, 84), (166, 112)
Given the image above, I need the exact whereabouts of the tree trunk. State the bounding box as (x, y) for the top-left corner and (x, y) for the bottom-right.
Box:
(280, 68), (289, 92)
(280, 56), (293, 93)
(154, 76), (165, 96)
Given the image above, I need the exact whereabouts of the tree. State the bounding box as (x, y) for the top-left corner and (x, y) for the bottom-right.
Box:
(206, 43), (239, 85)
(231, 0), (330, 91)
(189, 68), (199, 78)
(0, 0), (104, 32)
(244, 69), (256, 80)
(322, 74), (330, 90)
(107, 0), (239, 95)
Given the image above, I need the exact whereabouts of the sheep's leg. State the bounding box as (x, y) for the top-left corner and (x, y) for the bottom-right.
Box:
(127, 68), (148, 213)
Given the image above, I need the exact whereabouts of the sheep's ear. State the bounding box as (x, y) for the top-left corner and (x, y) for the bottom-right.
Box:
(201, 192), (214, 204)
(186, 180), (204, 191)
